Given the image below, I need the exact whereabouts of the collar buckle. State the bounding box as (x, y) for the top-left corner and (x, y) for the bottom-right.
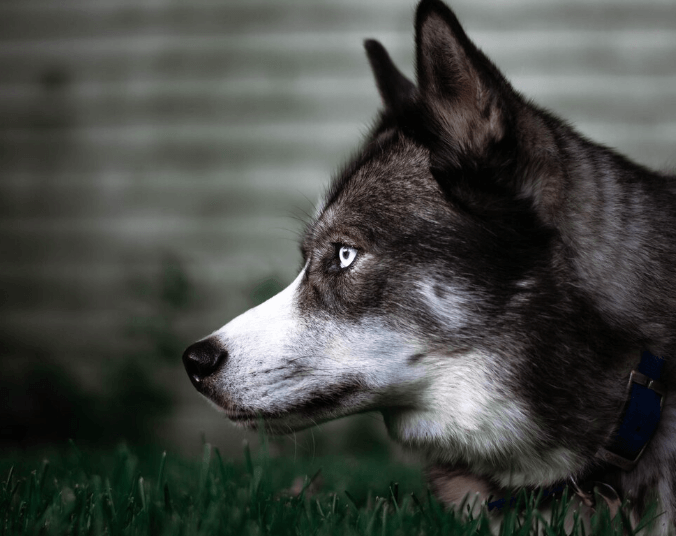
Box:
(628, 369), (666, 397)
(595, 352), (666, 471)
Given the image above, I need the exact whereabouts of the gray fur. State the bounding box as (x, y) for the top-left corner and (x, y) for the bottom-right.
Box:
(183, 1), (676, 531)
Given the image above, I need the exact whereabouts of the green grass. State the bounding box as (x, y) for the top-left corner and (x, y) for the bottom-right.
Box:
(0, 441), (645, 536)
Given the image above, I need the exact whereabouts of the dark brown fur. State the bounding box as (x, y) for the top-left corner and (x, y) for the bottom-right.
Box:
(359, 0), (676, 528)
(184, 2), (676, 531)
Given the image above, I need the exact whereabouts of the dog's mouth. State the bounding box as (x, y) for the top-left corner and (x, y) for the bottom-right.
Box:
(213, 380), (368, 432)
(225, 410), (261, 422)
(222, 407), (320, 433)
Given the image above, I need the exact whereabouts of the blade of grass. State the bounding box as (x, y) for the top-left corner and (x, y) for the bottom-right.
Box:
(297, 469), (322, 500)
(243, 440), (254, 476)
(104, 477), (117, 520)
(366, 497), (385, 535)
(156, 451), (167, 492)
(163, 483), (172, 513)
(138, 477), (146, 512)
(344, 490), (359, 511)
(3, 465), (13, 493)
(410, 491), (432, 525)
(381, 500), (388, 536)
(38, 460), (49, 493)
(315, 498), (325, 519)
(198, 443), (212, 495)
(633, 501), (663, 534)
(389, 484), (401, 516)
(214, 447), (229, 489)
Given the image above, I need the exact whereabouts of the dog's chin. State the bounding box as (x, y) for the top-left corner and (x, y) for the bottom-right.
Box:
(222, 407), (342, 434)
(201, 396), (330, 433)
(213, 399), (361, 434)
(227, 413), (317, 434)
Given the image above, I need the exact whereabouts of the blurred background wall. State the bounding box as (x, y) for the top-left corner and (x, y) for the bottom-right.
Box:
(1, 0), (675, 457)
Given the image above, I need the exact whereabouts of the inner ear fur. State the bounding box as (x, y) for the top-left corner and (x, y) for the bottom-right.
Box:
(409, 0), (566, 224)
(414, 0), (514, 158)
(365, 0), (562, 226)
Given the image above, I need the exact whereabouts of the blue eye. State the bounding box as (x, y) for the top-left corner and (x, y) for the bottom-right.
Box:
(338, 245), (358, 268)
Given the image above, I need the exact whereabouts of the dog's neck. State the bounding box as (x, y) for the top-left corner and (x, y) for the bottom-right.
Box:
(487, 351), (665, 515)
(429, 351), (667, 520)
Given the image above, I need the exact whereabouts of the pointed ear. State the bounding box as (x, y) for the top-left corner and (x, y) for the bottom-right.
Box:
(364, 39), (416, 113)
(415, 0), (511, 156)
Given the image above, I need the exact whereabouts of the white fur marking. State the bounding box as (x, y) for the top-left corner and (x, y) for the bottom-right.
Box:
(417, 280), (472, 329)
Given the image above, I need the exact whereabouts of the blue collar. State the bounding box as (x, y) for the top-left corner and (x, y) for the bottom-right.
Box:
(488, 351), (666, 512)
(595, 350), (666, 470)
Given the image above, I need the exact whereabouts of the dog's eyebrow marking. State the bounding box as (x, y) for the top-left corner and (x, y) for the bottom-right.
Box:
(515, 278), (535, 289)
(417, 279), (472, 329)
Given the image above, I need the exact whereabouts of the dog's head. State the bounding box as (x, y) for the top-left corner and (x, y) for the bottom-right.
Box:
(183, 0), (629, 486)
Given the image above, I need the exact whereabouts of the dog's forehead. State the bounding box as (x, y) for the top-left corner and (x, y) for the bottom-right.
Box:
(335, 132), (431, 205)
(309, 130), (447, 240)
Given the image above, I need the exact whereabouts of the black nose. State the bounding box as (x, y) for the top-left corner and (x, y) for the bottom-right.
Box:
(182, 338), (227, 387)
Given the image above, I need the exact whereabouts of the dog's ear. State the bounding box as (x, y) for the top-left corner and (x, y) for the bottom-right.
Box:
(364, 39), (416, 113)
(414, 0), (511, 157)
(413, 0), (561, 226)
